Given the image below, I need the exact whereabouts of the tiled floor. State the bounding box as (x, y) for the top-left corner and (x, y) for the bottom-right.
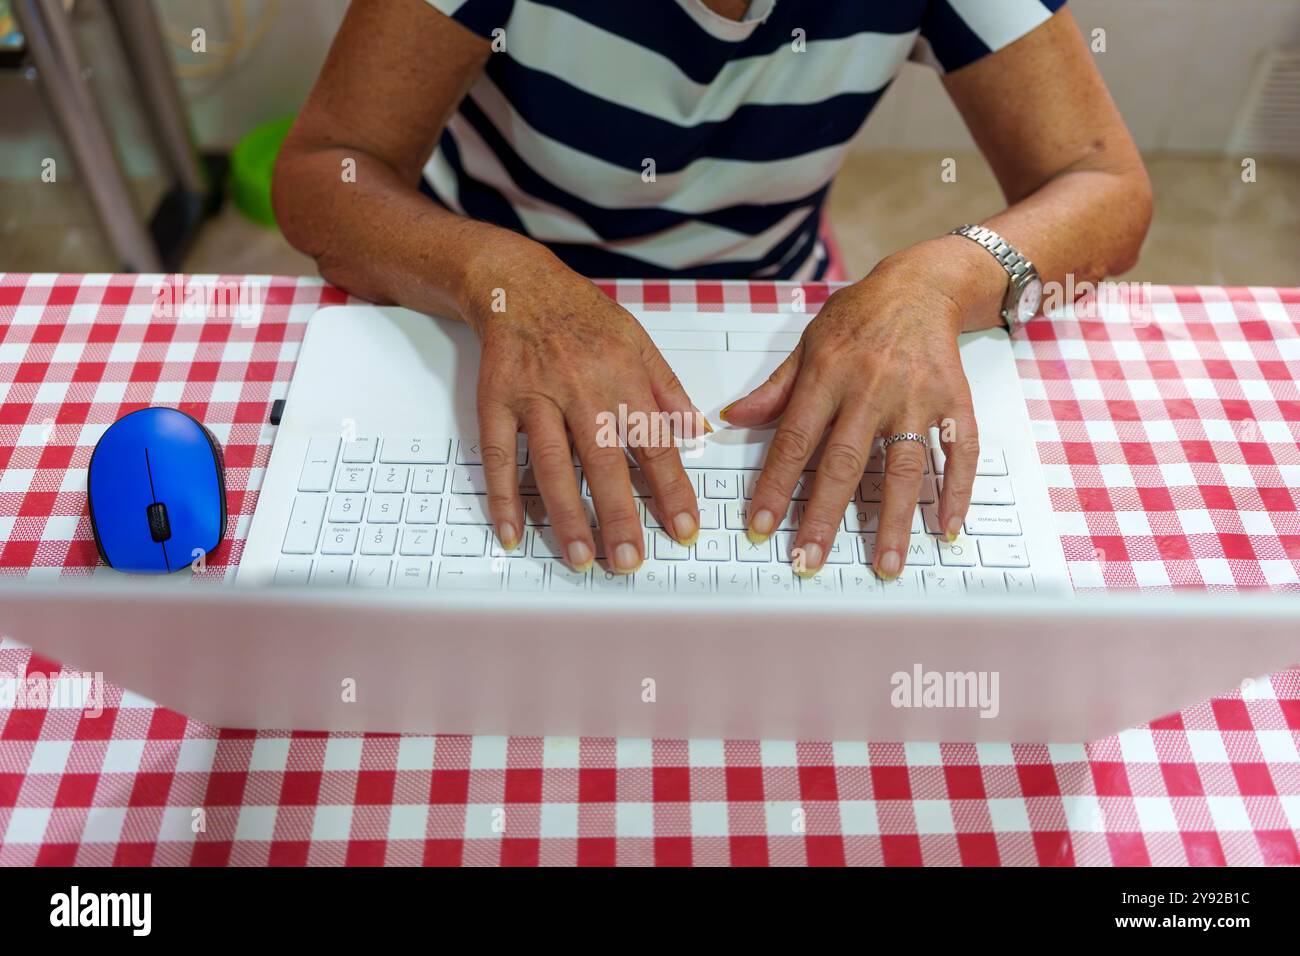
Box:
(1, 151), (1297, 286)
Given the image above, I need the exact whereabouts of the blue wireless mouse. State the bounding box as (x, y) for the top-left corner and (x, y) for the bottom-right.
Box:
(87, 408), (227, 574)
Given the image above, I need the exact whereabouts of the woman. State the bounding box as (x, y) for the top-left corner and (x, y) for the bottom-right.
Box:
(274, 0), (1152, 580)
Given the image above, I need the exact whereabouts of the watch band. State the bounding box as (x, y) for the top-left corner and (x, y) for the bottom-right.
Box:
(949, 224), (1039, 330)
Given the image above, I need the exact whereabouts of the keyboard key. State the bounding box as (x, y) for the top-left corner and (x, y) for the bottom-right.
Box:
(507, 560), (548, 591)
(634, 563), (673, 593)
(826, 533), (855, 564)
(799, 569), (838, 595)
(676, 567), (712, 593)
(352, 557), (391, 588)
(736, 535), (772, 562)
(593, 568), (629, 591)
(964, 570), (1005, 594)
(703, 471), (738, 499)
(311, 557), (351, 587)
(452, 465), (487, 495)
(921, 505), (943, 535)
(1004, 571), (1036, 593)
(394, 559), (432, 589)
(321, 525), (359, 555)
(442, 526), (488, 557)
(695, 530), (730, 561)
(740, 471), (759, 499)
(530, 526), (564, 559)
(859, 474), (886, 502)
(336, 465), (371, 493)
(968, 476), (1015, 506)
(456, 436), (526, 466)
(717, 566), (755, 594)
(282, 495), (326, 554)
(400, 526), (436, 556)
(550, 564), (589, 590)
(854, 532), (877, 565)
(411, 465), (448, 494)
(724, 500), (752, 530)
(696, 501), (720, 530)
(436, 559), (502, 590)
(653, 532), (690, 560)
(915, 477), (937, 504)
(932, 444), (1004, 475)
(978, 537), (1029, 568)
(374, 465), (410, 493)
(791, 472), (813, 501)
(774, 532), (797, 563)
(922, 567), (964, 597)
(341, 438), (376, 463)
(329, 494), (365, 523)
(406, 495), (441, 524)
(840, 568), (883, 595)
(904, 534), (936, 566)
(446, 494), (491, 525)
(368, 497), (402, 524)
(298, 438), (338, 492)
(382, 436), (451, 464)
(360, 524), (398, 555)
(881, 569), (923, 596)
(964, 506), (1022, 536)
(758, 568), (796, 596)
(491, 529), (529, 558)
(274, 556), (312, 585)
(937, 534), (977, 567)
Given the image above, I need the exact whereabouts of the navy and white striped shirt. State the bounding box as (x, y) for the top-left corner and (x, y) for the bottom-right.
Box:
(424, 0), (1066, 279)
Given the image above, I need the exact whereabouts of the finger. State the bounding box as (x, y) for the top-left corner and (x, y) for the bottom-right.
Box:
(569, 402), (644, 574)
(636, 332), (710, 439)
(623, 391), (699, 545)
(477, 399), (524, 551)
(792, 404), (877, 577)
(748, 378), (835, 544)
(519, 401), (595, 572)
(719, 343), (804, 428)
(874, 426), (930, 580)
(937, 405), (979, 542)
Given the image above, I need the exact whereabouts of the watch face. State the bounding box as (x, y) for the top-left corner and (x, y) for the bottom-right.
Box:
(1016, 278), (1043, 323)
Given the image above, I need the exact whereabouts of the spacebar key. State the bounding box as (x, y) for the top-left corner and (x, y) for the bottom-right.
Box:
(436, 559), (504, 591)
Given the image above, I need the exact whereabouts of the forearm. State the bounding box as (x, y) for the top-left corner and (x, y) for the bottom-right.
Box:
(273, 145), (546, 333)
(888, 158), (1153, 335)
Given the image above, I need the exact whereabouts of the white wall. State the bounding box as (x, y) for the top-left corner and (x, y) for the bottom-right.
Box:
(856, 0), (1300, 154)
(2, 0), (1297, 184)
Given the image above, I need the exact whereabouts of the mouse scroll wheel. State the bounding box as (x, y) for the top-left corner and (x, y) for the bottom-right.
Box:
(146, 502), (172, 543)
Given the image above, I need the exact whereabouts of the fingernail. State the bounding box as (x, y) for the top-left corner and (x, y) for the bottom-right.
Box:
(876, 550), (902, 580)
(944, 516), (962, 542)
(498, 522), (519, 551)
(613, 542), (641, 573)
(718, 401), (737, 423)
(672, 512), (699, 545)
(747, 509), (774, 544)
(794, 542), (822, 578)
(567, 541), (593, 572)
(702, 417), (715, 435)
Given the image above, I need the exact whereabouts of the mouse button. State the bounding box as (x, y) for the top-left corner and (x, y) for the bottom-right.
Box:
(87, 441), (165, 571)
(148, 437), (224, 561)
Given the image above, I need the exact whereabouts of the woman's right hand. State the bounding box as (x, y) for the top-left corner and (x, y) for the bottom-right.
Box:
(462, 238), (706, 574)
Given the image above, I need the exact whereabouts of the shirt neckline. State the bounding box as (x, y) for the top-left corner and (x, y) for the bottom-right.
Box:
(675, 0), (777, 41)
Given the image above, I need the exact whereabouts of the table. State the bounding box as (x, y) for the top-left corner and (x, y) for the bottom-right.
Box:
(1, 273), (1298, 866)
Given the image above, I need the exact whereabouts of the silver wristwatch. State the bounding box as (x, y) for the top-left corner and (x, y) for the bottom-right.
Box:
(949, 224), (1042, 333)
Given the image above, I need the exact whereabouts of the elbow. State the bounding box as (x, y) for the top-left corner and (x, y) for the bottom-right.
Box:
(1112, 165), (1154, 276)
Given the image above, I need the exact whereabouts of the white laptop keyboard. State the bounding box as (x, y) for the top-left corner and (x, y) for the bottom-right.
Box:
(272, 434), (1041, 597)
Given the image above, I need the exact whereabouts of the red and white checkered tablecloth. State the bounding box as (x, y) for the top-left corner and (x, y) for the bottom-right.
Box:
(1, 272), (1299, 867)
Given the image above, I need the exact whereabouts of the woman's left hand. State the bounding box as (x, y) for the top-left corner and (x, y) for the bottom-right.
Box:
(720, 236), (1000, 581)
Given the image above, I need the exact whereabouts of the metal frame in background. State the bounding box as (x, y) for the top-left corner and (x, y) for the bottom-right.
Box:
(11, 0), (226, 272)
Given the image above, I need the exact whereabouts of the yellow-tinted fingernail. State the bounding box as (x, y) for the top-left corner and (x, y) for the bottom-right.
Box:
(746, 509), (775, 544)
(944, 516), (962, 542)
(702, 417), (715, 434)
(672, 512), (699, 546)
(718, 402), (737, 423)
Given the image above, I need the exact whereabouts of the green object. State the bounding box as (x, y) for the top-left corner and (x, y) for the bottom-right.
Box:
(229, 116), (295, 228)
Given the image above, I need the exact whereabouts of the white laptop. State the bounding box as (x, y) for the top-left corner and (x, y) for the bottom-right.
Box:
(3, 305), (1297, 742)
(236, 305), (1072, 597)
